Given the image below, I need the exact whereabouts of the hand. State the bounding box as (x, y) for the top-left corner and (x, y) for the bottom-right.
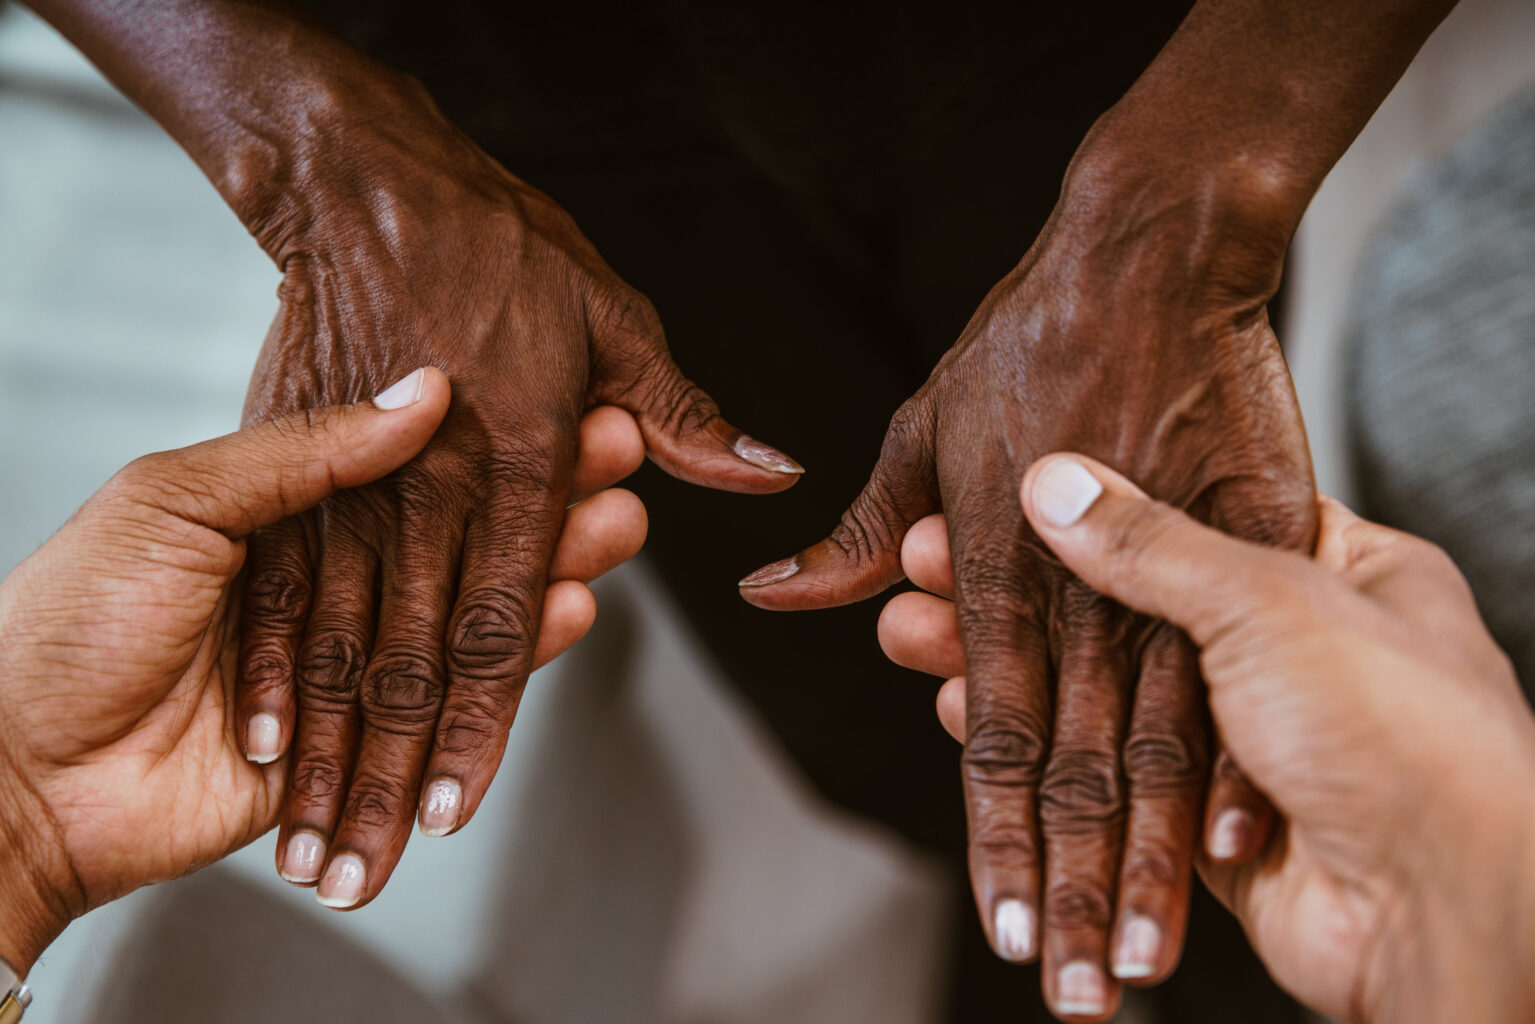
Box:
(740, 152), (1313, 1016)
(884, 454), (1535, 1022)
(233, 80), (803, 908)
(0, 371), (648, 972)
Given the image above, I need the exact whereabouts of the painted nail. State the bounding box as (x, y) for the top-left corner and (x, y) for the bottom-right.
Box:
(1209, 808), (1255, 860)
(372, 368), (426, 410)
(738, 557), (800, 587)
(419, 778), (462, 837)
(245, 712), (281, 764)
(1112, 914), (1162, 979)
(279, 832), (325, 884)
(316, 853), (366, 909)
(993, 899), (1036, 962)
(733, 436), (804, 474)
(1034, 457), (1104, 528)
(1056, 960), (1108, 1017)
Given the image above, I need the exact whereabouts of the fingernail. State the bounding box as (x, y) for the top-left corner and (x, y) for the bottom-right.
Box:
(373, 368), (426, 410)
(1209, 808), (1255, 860)
(1034, 457), (1104, 528)
(279, 832), (325, 884)
(1112, 914), (1162, 979)
(316, 853), (365, 908)
(419, 778), (462, 837)
(993, 899), (1037, 962)
(738, 557), (800, 587)
(245, 712), (282, 764)
(733, 436), (804, 474)
(1056, 960), (1108, 1017)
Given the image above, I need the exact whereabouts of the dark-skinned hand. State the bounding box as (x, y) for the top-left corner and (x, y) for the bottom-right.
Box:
(740, 157), (1314, 1018)
(234, 109), (802, 908)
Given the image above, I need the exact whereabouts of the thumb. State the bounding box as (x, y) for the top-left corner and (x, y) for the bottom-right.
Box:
(121, 368), (451, 538)
(588, 292), (803, 495)
(739, 401), (939, 609)
(1018, 453), (1313, 650)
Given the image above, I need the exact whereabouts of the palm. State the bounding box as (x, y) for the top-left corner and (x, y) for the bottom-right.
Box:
(0, 501), (280, 909)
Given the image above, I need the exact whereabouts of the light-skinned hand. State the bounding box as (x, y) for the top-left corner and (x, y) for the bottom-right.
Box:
(0, 370), (648, 973)
(879, 453), (1535, 1022)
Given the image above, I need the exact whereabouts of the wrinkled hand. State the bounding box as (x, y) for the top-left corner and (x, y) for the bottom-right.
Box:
(236, 91), (802, 909)
(0, 373), (650, 970)
(888, 456), (1535, 1023)
(740, 164), (1314, 1017)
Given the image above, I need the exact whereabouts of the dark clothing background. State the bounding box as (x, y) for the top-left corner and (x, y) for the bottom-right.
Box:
(305, 2), (1302, 1019)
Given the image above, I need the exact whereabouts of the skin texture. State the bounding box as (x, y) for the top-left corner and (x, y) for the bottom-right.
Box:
(740, 1), (1458, 1015)
(0, 379), (650, 972)
(25, 0), (801, 907)
(882, 456), (1535, 1023)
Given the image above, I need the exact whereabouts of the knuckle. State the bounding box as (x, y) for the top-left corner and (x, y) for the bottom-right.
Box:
(241, 641), (295, 692)
(448, 595), (534, 679)
(436, 697), (515, 759)
(297, 632), (369, 706)
(1122, 728), (1208, 795)
(1039, 748), (1125, 834)
(243, 560), (311, 627)
(479, 439), (562, 494)
(1121, 837), (1184, 891)
(361, 652), (446, 727)
(1044, 879), (1115, 932)
(344, 773), (410, 833)
(963, 715), (1049, 790)
(289, 756), (349, 805)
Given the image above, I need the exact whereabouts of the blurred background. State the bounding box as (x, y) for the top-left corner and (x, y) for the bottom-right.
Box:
(1, 0), (1532, 1021)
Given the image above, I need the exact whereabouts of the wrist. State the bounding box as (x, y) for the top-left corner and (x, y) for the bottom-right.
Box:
(0, 774), (74, 976)
(1363, 728), (1535, 1022)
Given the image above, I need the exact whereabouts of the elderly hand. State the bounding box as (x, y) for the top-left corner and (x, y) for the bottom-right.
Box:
(740, 146), (1313, 1013)
(0, 371), (648, 971)
(882, 455), (1535, 1022)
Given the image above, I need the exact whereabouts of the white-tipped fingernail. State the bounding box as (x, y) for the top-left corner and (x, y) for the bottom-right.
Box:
(245, 712), (282, 764)
(738, 557), (799, 587)
(1209, 808), (1254, 860)
(1056, 960), (1108, 1016)
(1034, 458), (1104, 528)
(733, 436), (804, 474)
(372, 368), (426, 410)
(279, 832), (325, 884)
(1112, 914), (1162, 979)
(993, 899), (1036, 962)
(419, 778), (462, 837)
(316, 853), (365, 908)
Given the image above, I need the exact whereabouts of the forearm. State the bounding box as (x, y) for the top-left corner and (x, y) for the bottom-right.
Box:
(23, 0), (445, 256)
(1062, 0), (1457, 277)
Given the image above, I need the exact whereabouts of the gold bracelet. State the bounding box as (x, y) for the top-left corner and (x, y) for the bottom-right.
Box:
(0, 957), (28, 1023)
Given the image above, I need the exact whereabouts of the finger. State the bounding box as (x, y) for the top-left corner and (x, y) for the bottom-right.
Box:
(901, 513), (954, 597)
(954, 556), (1052, 970)
(237, 516), (312, 764)
(1019, 454), (1313, 650)
(128, 368), (451, 538)
(588, 292), (802, 494)
(1110, 626), (1207, 986)
(1038, 594), (1127, 1022)
(317, 518), (460, 910)
(547, 488), (648, 582)
(937, 676), (967, 743)
(276, 513), (376, 887)
(739, 401), (939, 609)
(877, 591), (965, 678)
(570, 406), (645, 502)
(1202, 747), (1274, 864)
(530, 580), (597, 672)
(418, 480), (565, 840)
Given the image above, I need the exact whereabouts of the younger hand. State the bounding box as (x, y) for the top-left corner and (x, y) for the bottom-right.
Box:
(881, 455), (1535, 1022)
(0, 371), (647, 971)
